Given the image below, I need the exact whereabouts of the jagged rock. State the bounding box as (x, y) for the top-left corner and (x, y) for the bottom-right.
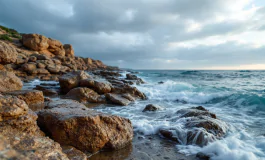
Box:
(47, 38), (65, 56)
(65, 87), (101, 103)
(64, 44), (74, 57)
(0, 71), (23, 92)
(80, 79), (112, 94)
(0, 95), (69, 159)
(0, 41), (18, 64)
(37, 99), (133, 153)
(106, 93), (131, 106)
(59, 71), (90, 94)
(22, 34), (49, 51)
(143, 104), (162, 112)
(4, 90), (44, 106)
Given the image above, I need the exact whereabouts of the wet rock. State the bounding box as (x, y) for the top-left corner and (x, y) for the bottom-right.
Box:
(158, 81), (164, 84)
(0, 41), (18, 64)
(159, 107), (227, 147)
(126, 74), (144, 84)
(196, 152), (210, 160)
(59, 71), (90, 94)
(4, 90), (44, 106)
(66, 87), (101, 103)
(159, 129), (180, 143)
(106, 93), (131, 106)
(37, 99), (133, 153)
(96, 71), (121, 77)
(22, 34), (49, 51)
(177, 106), (216, 119)
(122, 93), (135, 101)
(143, 104), (161, 112)
(62, 146), (87, 160)
(0, 71), (23, 92)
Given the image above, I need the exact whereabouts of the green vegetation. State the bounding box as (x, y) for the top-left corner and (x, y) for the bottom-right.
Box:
(0, 25), (22, 40)
(0, 34), (13, 42)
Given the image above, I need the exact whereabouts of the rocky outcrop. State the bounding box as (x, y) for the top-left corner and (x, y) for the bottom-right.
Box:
(159, 106), (227, 146)
(0, 71), (23, 92)
(0, 95), (68, 159)
(4, 90), (44, 106)
(59, 71), (90, 93)
(0, 41), (18, 64)
(22, 34), (49, 51)
(65, 87), (102, 103)
(37, 99), (133, 153)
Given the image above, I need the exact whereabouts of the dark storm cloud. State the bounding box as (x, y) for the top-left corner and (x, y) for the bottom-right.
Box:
(0, 0), (265, 69)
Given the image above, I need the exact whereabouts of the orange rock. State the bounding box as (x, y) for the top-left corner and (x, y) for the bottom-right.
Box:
(37, 99), (133, 153)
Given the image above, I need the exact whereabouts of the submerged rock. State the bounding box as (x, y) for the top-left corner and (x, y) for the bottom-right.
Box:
(37, 99), (133, 153)
(0, 71), (23, 92)
(159, 106), (227, 147)
(143, 104), (162, 112)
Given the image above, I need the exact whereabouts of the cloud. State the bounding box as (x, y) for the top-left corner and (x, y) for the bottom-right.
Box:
(0, 0), (265, 69)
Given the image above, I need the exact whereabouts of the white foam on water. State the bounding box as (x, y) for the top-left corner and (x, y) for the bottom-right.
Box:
(178, 131), (265, 160)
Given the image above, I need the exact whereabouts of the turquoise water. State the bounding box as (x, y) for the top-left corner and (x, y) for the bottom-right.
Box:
(96, 70), (265, 160)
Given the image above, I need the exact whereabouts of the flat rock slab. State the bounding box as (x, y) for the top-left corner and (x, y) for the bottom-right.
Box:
(37, 99), (133, 153)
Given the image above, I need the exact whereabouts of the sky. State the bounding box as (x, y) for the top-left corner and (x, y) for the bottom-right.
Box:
(1, 0), (265, 69)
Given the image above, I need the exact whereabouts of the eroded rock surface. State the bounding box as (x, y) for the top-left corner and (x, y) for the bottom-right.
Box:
(0, 71), (23, 92)
(37, 99), (133, 153)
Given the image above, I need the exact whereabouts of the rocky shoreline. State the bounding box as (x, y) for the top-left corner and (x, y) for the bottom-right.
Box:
(0, 26), (228, 160)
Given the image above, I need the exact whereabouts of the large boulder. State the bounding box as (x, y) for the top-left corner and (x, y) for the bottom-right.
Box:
(47, 38), (65, 56)
(0, 95), (69, 159)
(65, 87), (101, 103)
(143, 104), (162, 112)
(0, 41), (18, 64)
(37, 99), (133, 153)
(22, 34), (49, 51)
(4, 90), (44, 106)
(59, 71), (90, 94)
(63, 44), (74, 57)
(0, 71), (23, 92)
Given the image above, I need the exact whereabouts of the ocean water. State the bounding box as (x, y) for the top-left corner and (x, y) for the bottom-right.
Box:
(95, 70), (265, 160)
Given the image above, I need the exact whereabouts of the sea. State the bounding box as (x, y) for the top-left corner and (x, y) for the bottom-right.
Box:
(24, 70), (265, 160)
(96, 70), (265, 160)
